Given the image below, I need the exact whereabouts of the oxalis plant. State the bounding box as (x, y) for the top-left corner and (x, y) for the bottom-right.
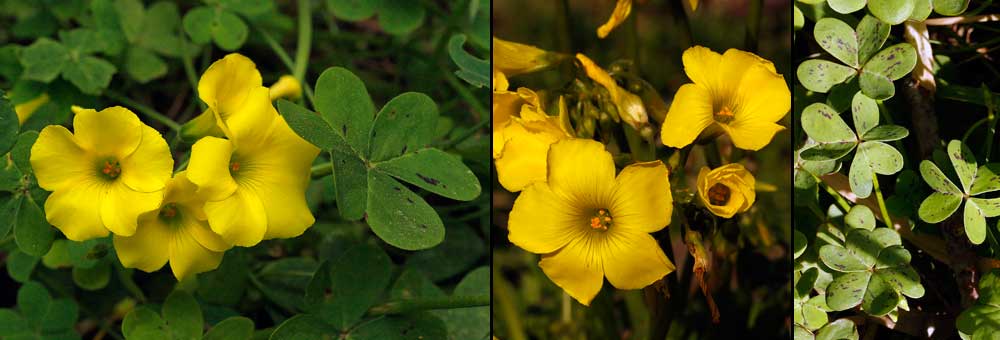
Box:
(0, 1), (490, 339)
(795, 0), (1000, 338)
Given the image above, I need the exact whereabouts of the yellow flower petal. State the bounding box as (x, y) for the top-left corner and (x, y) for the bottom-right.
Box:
(168, 224), (224, 281)
(204, 187), (267, 247)
(493, 37), (559, 76)
(120, 125), (173, 193)
(220, 86), (278, 148)
(575, 54), (650, 131)
(508, 183), (583, 254)
(734, 62), (791, 125)
(660, 84), (715, 148)
(14, 93), (49, 125)
(30, 125), (91, 192)
(495, 118), (565, 192)
(248, 117), (318, 239)
(268, 75), (302, 101)
(681, 46), (723, 89)
(198, 53), (263, 123)
(43, 180), (109, 241)
(597, 0), (633, 38)
(100, 181), (162, 236)
(546, 139), (616, 200)
(180, 109), (225, 141)
(113, 213), (171, 273)
(188, 137), (239, 201)
(610, 161), (672, 233)
(73, 106), (142, 158)
(697, 164), (756, 218)
(602, 230), (674, 289)
(538, 236), (605, 306)
(689, 0), (700, 10)
(718, 119), (785, 151)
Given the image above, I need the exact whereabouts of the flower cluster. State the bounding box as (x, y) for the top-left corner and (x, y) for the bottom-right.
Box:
(493, 37), (787, 304)
(30, 53), (317, 280)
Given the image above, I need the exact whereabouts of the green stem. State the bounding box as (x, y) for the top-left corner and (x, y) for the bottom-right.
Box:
(253, 21), (317, 108)
(436, 118), (490, 150)
(561, 292), (571, 322)
(293, 0), (312, 83)
(871, 173), (893, 227)
(311, 162), (332, 178)
(105, 90), (181, 131)
(814, 174), (852, 212)
(442, 69), (487, 121)
(366, 295), (489, 316)
(494, 266), (528, 340)
(961, 117), (988, 144)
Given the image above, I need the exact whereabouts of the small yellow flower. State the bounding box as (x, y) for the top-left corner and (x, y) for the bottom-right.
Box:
(508, 139), (675, 305)
(492, 69), (523, 158)
(576, 54), (649, 132)
(661, 46), (790, 151)
(268, 75), (302, 101)
(30, 106), (173, 240)
(14, 93), (49, 125)
(180, 53), (263, 141)
(689, 0), (700, 11)
(494, 88), (572, 192)
(597, 0), (632, 38)
(493, 37), (562, 77)
(696, 163), (756, 218)
(114, 171), (231, 281)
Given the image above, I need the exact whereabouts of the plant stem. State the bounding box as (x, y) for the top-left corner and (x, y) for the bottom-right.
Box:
(366, 295), (489, 316)
(311, 162), (332, 178)
(253, 21), (317, 108)
(561, 292), (571, 322)
(871, 173), (893, 227)
(814, 174), (852, 212)
(493, 266), (528, 340)
(294, 0), (312, 83)
(105, 90), (181, 131)
(442, 69), (487, 121)
(437, 118), (490, 150)
(984, 85), (997, 161)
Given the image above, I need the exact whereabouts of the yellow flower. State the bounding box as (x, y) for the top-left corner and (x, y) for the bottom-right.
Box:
(180, 53), (263, 141)
(187, 79), (319, 246)
(269, 75), (302, 101)
(597, 0), (632, 38)
(689, 0), (700, 11)
(576, 54), (650, 132)
(493, 37), (562, 77)
(14, 93), (49, 125)
(696, 163), (756, 218)
(114, 171), (231, 281)
(508, 139), (675, 305)
(494, 88), (573, 192)
(660, 46), (790, 151)
(30, 107), (173, 240)
(492, 69), (523, 158)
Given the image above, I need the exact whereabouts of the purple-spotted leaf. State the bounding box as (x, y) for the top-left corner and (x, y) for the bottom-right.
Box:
(851, 92), (878, 136)
(814, 18), (859, 68)
(861, 272), (900, 316)
(918, 191), (962, 223)
(970, 164), (1000, 195)
(949, 140), (977, 194)
(826, 271), (870, 311)
(856, 15), (890, 65)
(797, 60), (857, 93)
(964, 199), (987, 244)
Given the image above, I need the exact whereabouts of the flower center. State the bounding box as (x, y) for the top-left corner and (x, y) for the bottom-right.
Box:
(159, 203), (180, 223)
(230, 161), (241, 173)
(713, 106), (734, 124)
(589, 208), (613, 231)
(708, 183), (731, 206)
(98, 158), (122, 180)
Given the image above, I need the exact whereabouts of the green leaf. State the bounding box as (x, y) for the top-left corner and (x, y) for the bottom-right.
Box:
(122, 307), (169, 339)
(62, 56), (116, 95)
(851, 91), (879, 136)
(949, 140), (977, 194)
(878, 266), (925, 298)
(447, 34), (489, 88)
(438, 267), (489, 340)
(313, 243), (393, 330)
(819, 245), (869, 272)
(0, 309), (28, 336)
(801, 103), (857, 144)
(269, 314), (337, 339)
(369, 92), (438, 161)
(378, 0), (426, 35)
(17, 281), (51, 325)
(858, 69), (894, 100)
(827, 0), (865, 13)
(794, 230), (808, 259)
(861, 125), (908, 142)
(374, 148), (480, 201)
(220, 0), (273, 16)
(20, 39), (69, 83)
(6, 250), (38, 283)
(861, 272), (899, 316)
(863, 43), (917, 81)
(204, 317), (255, 340)
(366, 171), (445, 250)
(933, 0), (969, 15)
(12, 131), (38, 175)
(918, 191), (963, 223)
(212, 11), (248, 51)
(825, 271), (870, 311)
(162, 290), (204, 340)
(971, 197), (1000, 218)
(276, 99), (343, 150)
(116, 0), (145, 42)
(965, 200), (987, 245)
(0, 91), (18, 155)
(330, 148), (368, 220)
(182, 6), (214, 44)
(909, 0), (933, 21)
(14, 196), (54, 257)
(41, 239), (72, 269)
(59, 28), (106, 55)
(920, 160), (961, 195)
(970, 164), (1000, 195)
(801, 295), (829, 330)
(814, 18), (859, 68)
(855, 15), (890, 65)
(71, 260), (111, 290)
(800, 142), (856, 161)
(315, 67), (376, 155)
(815, 319), (859, 340)
(327, 0), (378, 21)
(125, 47), (168, 83)
(345, 312), (447, 340)
(794, 324), (814, 340)
(868, 0), (915, 25)
(797, 60), (856, 94)
(845, 205), (876, 231)
(404, 226), (485, 282)
(849, 141), (903, 198)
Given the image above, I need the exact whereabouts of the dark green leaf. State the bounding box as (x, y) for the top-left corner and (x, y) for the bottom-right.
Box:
(378, 0), (426, 35)
(162, 290), (204, 340)
(345, 312), (447, 340)
(125, 47), (168, 83)
(330, 148), (368, 220)
(369, 92), (438, 161)
(374, 148), (480, 201)
(0, 90), (18, 155)
(313, 243), (393, 330)
(276, 99), (343, 150)
(14, 196), (53, 257)
(447, 34), (489, 88)
(20, 39), (69, 83)
(825, 271), (870, 311)
(61, 56), (116, 95)
(315, 67), (375, 155)
(269, 314), (337, 340)
(6, 250), (38, 283)
(326, 0), (377, 21)
(182, 6), (214, 44)
(212, 11), (248, 51)
(366, 171), (445, 250)
(204, 317), (255, 340)
(71, 260), (111, 290)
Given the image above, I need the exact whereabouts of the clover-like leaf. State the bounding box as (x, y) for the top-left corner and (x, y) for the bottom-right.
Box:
(814, 18), (859, 68)
(827, 0), (866, 14)
(849, 141), (904, 198)
(869, 0), (915, 24)
(821, 228), (921, 316)
(933, 0), (969, 16)
(851, 91), (878, 136)
(859, 43), (917, 100)
(815, 319), (859, 340)
(970, 164), (1000, 195)
(918, 140), (1000, 244)
(957, 269), (1000, 336)
(1, 281), (79, 339)
(794, 230), (809, 259)
(845, 205), (876, 231)
(797, 60), (856, 93)
(799, 103), (857, 161)
(855, 15), (889, 65)
(448, 34), (489, 88)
